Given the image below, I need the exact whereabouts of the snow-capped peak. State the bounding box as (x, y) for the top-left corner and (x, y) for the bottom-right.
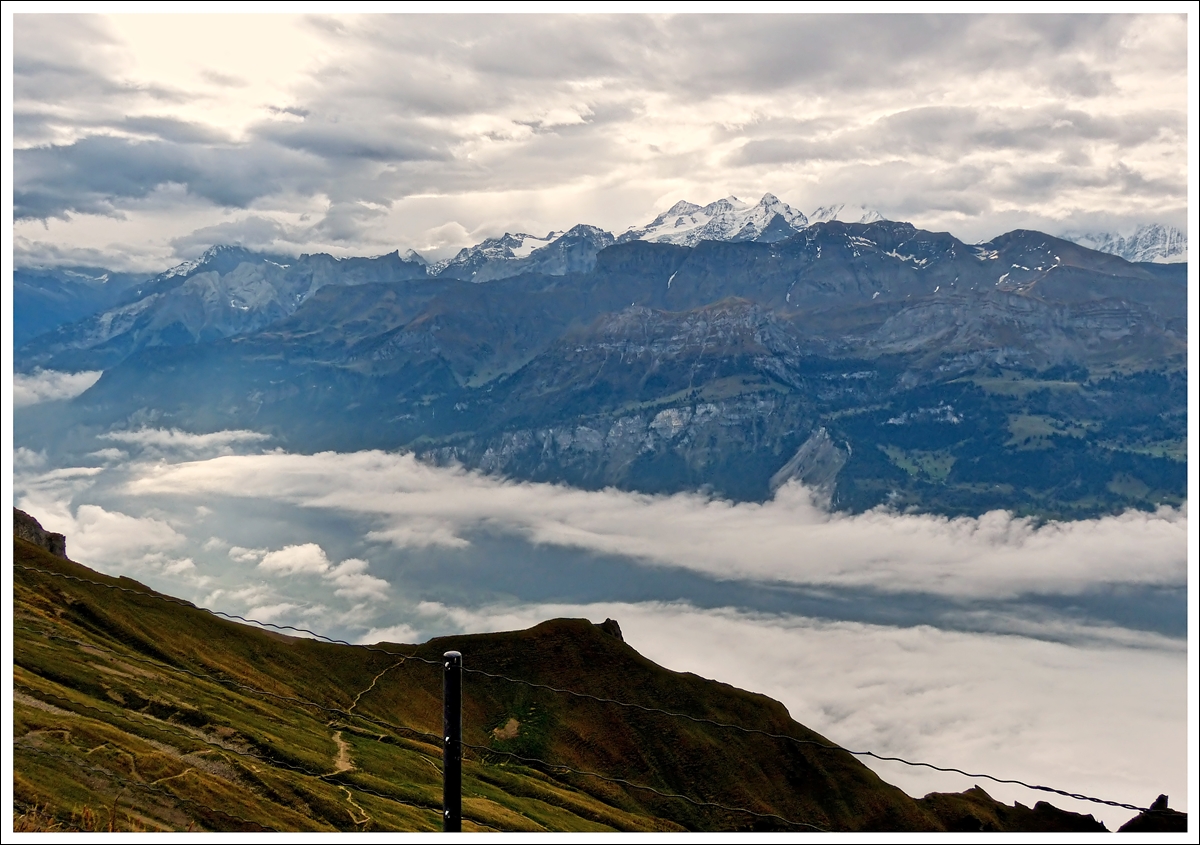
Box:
(430, 231), (563, 275)
(161, 244), (260, 279)
(161, 256), (205, 279)
(620, 193), (808, 246)
(510, 231), (562, 259)
(1061, 224), (1187, 264)
(661, 200), (704, 218)
(808, 204), (884, 225)
(400, 248), (428, 265)
(422, 195), (888, 281)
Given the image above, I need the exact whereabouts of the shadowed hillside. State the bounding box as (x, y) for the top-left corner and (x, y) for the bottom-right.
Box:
(13, 511), (1138, 832)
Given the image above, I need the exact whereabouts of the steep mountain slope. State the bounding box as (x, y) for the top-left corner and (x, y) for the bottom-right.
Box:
(430, 225), (615, 283)
(431, 231), (562, 280)
(13, 514), (1120, 832)
(13, 267), (150, 349)
(18, 246), (429, 372)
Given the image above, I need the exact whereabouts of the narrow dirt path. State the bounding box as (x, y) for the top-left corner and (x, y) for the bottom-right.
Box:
(331, 730), (353, 773)
(339, 786), (370, 827)
(347, 660), (405, 714)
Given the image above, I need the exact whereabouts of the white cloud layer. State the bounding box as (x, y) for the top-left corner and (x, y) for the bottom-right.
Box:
(14, 496), (195, 584)
(100, 427), (270, 457)
(258, 543), (331, 575)
(325, 558), (390, 601)
(126, 450), (1187, 599)
(12, 370), (102, 406)
(235, 542), (391, 601)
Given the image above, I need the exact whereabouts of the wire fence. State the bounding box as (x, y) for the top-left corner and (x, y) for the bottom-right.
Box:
(13, 561), (1154, 832)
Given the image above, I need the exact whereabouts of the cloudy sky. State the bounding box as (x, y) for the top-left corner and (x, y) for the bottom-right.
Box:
(8, 11), (1191, 271)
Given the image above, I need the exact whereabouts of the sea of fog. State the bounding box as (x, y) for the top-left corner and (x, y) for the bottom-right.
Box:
(10, 412), (1191, 830)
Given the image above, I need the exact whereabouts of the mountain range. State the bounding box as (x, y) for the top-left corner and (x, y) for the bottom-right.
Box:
(387, 197), (1185, 286)
(13, 198), (1188, 518)
(14, 195), (1186, 354)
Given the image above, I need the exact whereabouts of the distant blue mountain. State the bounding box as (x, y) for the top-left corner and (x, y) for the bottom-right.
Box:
(15, 219), (1186, 519)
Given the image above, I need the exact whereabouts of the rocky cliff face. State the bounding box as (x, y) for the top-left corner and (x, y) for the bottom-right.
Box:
(1064, 224), (1187, 264)
(14, 508), (66, 558)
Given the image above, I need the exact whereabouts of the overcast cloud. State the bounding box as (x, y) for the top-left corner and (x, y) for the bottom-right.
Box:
(10, 12), (1189, 270)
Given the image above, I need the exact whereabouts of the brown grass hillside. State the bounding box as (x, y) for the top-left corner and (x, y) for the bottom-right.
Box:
(12, 518), (1120, 832)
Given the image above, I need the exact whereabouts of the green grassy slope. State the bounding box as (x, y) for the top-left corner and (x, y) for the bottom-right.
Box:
(13, 534), (1114, 832)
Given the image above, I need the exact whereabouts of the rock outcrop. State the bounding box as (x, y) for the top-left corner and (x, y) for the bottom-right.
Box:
(14, 508), (67, 558)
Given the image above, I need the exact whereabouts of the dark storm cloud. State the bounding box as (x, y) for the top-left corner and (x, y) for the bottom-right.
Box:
(11, 110), (59, 145)
(342, 15), (1112, 102)
(812, 159), (997, 220)
(880, 105), (1182, 153)
(14, 53), (191, 111)
(13, 55), (129, 101)
(337, 14), (641, 111)
(12, 238), (143, 270)
(997, 161), (1183, 199)
(169, 205), (406, 257)
(514, 14), (1133, 99)
(310, 201), (391, 242)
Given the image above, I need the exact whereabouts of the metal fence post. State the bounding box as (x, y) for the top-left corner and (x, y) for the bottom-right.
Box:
(443, 650), (462, 832)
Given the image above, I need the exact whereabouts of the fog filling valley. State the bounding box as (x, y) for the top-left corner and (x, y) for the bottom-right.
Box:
(10, 411), (1188, 829)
